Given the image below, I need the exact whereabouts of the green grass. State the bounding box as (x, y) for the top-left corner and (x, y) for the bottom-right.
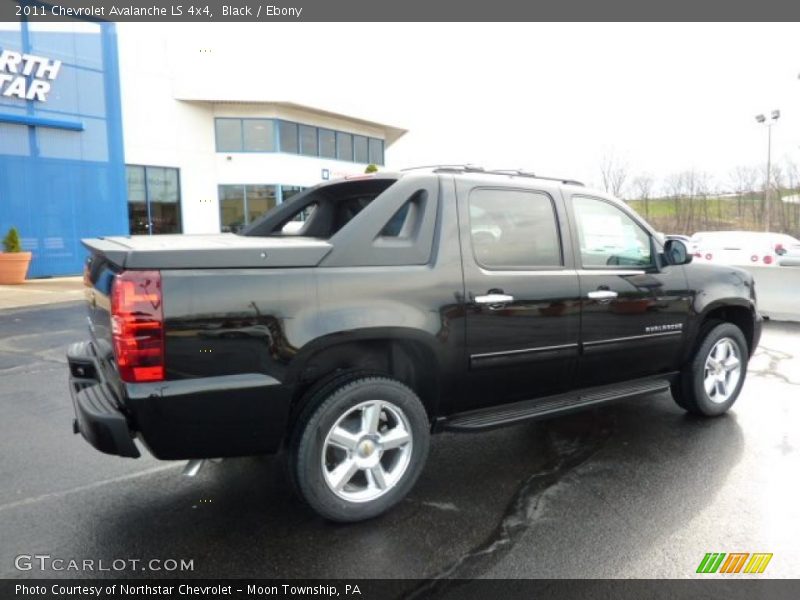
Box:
(626, 194), (800, 236)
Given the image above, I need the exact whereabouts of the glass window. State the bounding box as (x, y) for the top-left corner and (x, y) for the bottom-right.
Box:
(381, 204), (411, 237)
(319, 129), (336, 159)
(469, 189), (562, 268)
(146, 168), (181, 234)
(368, 138), (384, 165)
(336, 132), (353, 161)
(278, 121), (299, 153)
(219, 185), (246, 233)
(245, 185), (277, 224)
(127, 166), (182, 235)
(353, 135), (369, 163)
(281, 186), (305, 203)
(126, 166), (148, 235)
(572, 196), (652, 267)
(215, 119), (242, 152)
(145, 167), (179, 204)
(299, 124), (317, 156)
(243, 119), (274, 152)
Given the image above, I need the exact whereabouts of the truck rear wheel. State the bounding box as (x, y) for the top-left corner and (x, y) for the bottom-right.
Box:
(672, 322), (748, 417)
(290, 374), (430, 522)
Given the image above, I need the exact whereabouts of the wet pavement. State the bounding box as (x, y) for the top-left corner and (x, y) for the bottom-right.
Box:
(1, 302), (798, 582)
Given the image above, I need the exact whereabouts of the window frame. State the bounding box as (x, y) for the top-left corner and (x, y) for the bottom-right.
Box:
(467, 186), (565, 272)
(569, 194), (656, 271)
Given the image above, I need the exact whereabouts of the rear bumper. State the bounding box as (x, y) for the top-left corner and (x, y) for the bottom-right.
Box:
(67, 341), (140, 458)
(67, 340), (292, 460)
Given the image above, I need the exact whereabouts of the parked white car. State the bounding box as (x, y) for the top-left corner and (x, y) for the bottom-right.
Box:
(690, 231), (800, 267)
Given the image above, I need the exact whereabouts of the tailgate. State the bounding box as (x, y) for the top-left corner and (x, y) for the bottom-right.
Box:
(83, 252), (118, 356)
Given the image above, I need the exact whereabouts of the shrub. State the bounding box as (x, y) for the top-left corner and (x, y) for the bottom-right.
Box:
(2, 227), (22, 253)
(365, 164), (378, 174)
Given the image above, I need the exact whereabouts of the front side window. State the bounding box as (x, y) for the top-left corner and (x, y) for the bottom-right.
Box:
(572, 196), (652, 267)
(468, 188), (562, 269)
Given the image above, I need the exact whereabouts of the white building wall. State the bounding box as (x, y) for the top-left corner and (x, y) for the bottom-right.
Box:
(115, 25), (402, 235)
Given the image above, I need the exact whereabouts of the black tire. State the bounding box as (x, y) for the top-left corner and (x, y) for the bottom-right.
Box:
(672, 321), (749, 417)
(289, 374), (430, 522)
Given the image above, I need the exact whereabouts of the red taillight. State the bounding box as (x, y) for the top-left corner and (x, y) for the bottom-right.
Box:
(705, 253), (713, 260)
(763, 255), (773, 265)
(110, 270), (164, 383)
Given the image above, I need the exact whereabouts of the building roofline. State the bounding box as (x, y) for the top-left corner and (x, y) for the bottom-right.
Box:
(175, 98), (408, 147)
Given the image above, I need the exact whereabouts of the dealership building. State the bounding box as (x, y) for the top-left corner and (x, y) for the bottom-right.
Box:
(0, 22), (407, 278)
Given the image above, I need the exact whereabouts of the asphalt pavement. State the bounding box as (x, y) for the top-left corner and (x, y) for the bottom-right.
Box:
(1, 302), (799, 584)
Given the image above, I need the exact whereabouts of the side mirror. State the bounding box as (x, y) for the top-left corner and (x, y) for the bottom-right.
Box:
(663, 239), (692, 266)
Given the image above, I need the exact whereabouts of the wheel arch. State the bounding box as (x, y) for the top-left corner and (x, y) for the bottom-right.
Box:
(285, 328), (445, 425)
(686, 299), (757, 361)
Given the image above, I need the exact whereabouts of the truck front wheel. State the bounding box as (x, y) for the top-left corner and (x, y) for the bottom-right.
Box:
(672, 321), (748, 417)
(289, 375), (430, 522)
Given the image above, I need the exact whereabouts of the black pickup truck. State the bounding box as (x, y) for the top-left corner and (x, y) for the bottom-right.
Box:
(69, 166), (761, 521)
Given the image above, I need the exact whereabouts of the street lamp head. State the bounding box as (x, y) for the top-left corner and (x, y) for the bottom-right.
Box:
(772, 109), (781, 120)
(756, 114), (766, 123)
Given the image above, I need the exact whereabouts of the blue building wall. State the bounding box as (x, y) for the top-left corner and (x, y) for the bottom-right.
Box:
(0, 23), (128, 278)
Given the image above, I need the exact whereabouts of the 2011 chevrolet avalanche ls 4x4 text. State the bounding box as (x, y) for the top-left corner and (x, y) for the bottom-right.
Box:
(68, 166), (761, 521)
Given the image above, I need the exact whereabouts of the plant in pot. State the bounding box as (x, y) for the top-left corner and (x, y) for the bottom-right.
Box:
(0, 227), (32, 284)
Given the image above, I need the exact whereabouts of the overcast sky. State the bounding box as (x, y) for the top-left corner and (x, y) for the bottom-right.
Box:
(133, 22), (800, 193)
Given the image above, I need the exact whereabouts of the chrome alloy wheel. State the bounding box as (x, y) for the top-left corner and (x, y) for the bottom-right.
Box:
(703, 337), (742, 404)
(321, 400), (413, 503)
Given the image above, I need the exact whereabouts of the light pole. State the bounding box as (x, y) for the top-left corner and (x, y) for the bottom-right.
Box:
(755, 110), (780, 232)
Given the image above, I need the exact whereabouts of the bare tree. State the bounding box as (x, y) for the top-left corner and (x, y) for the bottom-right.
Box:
(599, 154), (629, 198)
(631, 173), (655, 219)
(729, 166), (751, 218)
(664, 172), (685, 232)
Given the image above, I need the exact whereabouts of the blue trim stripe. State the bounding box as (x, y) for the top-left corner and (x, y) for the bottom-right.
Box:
(0, 112), (84, 131)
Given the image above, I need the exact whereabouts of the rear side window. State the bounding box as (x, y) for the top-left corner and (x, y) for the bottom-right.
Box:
(468, 188), (562, 269)
(379, 190), (427, 238)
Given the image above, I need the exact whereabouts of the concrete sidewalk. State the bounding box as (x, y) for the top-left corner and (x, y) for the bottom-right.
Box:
(0, 276), (84, 311)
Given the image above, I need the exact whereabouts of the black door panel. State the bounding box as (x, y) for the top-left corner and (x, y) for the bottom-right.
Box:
(457, 180), (581, 411)
(566, 194), (691, 387)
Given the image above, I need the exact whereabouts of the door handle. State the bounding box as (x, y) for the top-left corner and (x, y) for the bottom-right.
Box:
(587, 290), (618, 300)
(475, 293), (515, 306)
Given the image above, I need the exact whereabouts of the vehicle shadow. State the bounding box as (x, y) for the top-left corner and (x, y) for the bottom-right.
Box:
(31, 393), (743, 584)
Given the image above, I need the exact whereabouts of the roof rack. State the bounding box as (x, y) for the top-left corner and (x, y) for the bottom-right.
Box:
(400, 165), (584, 186)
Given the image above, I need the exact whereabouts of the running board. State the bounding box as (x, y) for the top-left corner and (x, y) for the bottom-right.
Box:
(442, 375), (676, 432)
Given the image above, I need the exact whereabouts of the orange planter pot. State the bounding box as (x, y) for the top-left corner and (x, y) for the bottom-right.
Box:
(0, 252), (32, 284)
